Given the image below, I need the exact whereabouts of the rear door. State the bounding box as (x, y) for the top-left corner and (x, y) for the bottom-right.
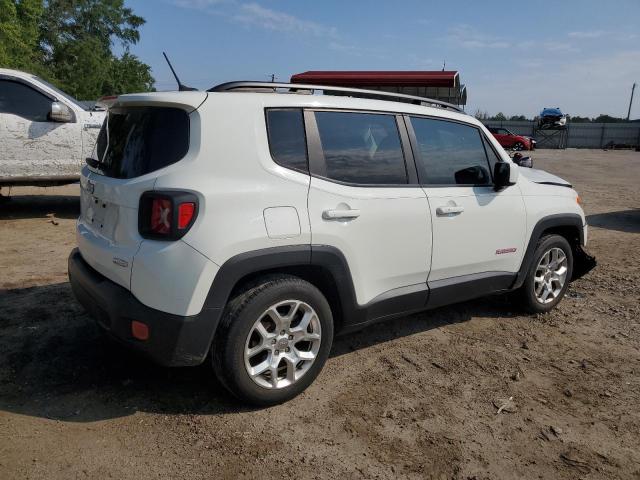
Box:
(306, 110), (432, 306)
(78, 105), (194, 288)
(407, 116), (526, 283)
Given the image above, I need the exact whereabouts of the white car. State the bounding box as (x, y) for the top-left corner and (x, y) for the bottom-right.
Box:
(68, 81), (594, 405)
(0, 68), (105, 188)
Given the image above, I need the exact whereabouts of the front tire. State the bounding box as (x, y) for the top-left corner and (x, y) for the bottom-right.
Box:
(212, 275), (333, 405)
(518, 234), (573, 313)
(513, 141), (524, 151)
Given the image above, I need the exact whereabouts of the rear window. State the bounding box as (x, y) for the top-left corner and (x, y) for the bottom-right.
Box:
(92, 106), (189, 179)
(265, 108), (308, 173)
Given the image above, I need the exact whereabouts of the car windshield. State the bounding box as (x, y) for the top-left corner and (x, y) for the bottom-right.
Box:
(32, 75), (88, 110)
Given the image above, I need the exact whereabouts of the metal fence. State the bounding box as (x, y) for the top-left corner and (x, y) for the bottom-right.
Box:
(482, 120), (640, 149)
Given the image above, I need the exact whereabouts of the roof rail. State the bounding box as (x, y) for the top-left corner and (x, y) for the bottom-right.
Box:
(208, 81), (463, 113)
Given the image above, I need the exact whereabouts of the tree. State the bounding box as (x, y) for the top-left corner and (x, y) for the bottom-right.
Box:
(490, 112), (507, 121)
(104, 52), (154, 95)
(568, 116), (591, 123)
(474, 109), (489, 120)
(0, 0), (44, 72)
(0, 0), (154, 98)
(509, 115), (527, 121)
(593, 114), (624, 123)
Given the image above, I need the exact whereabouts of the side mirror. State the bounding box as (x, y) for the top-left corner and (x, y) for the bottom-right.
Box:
(512, 152), (533, 168)
(494, 162), (518, 190)
(50, 101), (73, 122)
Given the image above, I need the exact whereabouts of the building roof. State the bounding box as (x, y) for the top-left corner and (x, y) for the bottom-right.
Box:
(290, 70), (460, 88)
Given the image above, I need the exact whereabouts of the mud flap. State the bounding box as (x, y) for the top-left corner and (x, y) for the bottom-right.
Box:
(571, 246), (596, 281)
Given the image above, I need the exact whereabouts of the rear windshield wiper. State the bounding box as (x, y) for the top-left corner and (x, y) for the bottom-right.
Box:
(85, 157), (101, 168)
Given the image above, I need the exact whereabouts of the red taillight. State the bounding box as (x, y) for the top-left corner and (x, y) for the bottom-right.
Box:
(178, 202), (195, 229)
(150, 198), (172, 234)
(139, 191), (198, 240)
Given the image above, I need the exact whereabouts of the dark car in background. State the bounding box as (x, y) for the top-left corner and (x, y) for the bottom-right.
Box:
(488, 127), (535, 151)
(539, 107), (567, 129)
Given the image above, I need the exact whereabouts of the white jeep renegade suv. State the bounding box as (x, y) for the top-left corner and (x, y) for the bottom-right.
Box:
(68, 82), (594, 405)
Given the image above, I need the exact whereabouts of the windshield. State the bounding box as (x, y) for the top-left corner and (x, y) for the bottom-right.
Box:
(32, 75), (88, 110)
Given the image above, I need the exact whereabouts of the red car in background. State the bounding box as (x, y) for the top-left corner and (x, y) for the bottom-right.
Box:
(488, 127), (535, 151)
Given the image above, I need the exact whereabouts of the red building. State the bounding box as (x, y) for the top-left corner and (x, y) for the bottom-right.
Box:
(290, 70), (467, 107)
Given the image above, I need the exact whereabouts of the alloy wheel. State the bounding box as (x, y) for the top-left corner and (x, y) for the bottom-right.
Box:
(243, 300), (322, 389)
(534, 247), (568, 304)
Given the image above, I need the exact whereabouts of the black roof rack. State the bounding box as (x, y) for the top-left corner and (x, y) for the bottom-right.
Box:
(208, 81), (463, 113)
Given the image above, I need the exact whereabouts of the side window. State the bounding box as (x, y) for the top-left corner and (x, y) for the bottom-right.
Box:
(265, 109), (308, 173)
(0, 79), (52, 122)
(314, 111), (407, 185)
(482, 135), (502, 171)
(410, 117), (492, 186)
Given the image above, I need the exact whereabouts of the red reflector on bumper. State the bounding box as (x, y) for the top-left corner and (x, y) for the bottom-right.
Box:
(131, 321), (149, 340)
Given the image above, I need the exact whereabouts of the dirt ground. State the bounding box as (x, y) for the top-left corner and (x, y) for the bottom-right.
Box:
(1, 149), (639, 480)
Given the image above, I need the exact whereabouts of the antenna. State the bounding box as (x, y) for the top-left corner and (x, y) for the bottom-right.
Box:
(162, 52), (197, 91)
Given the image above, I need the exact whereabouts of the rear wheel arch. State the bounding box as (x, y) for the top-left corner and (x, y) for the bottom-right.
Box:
(203, 245), (356, 338)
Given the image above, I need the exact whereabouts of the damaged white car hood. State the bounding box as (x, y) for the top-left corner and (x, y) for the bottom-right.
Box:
(519, 168), (572, 187)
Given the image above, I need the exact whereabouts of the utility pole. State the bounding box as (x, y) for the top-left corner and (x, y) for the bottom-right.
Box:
(627, 82), (636, 121)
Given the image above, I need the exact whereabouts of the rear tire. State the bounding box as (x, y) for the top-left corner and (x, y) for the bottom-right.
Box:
(518, 234), (573, 313)
(212, 275), (333, 406)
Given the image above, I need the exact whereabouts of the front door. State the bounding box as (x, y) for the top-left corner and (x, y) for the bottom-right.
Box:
(306, 110), (432, 306)
(407, 116), (526, 282)
(0, 78), (82, 180)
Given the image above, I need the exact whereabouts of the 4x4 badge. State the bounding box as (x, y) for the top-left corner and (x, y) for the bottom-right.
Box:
(112, 257), (128, 267)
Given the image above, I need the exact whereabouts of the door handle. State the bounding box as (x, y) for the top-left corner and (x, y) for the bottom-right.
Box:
(436, 205), (464, 216)
(322, 209), (361, 220)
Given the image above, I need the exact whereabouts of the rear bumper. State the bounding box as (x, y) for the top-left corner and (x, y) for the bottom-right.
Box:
(68, 248), (221, 366)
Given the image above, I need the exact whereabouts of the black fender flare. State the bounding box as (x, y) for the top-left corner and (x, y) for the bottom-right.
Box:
(202, 245), (357, 311)
(512, 213), (585, 289)
(201, 244), (362, 331)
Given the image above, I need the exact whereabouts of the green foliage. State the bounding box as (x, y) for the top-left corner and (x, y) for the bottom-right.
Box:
(509, 115), (527, 121)
(568, 116), (591, 123)
(0, 0), (154, 99)
(490, 112), (507, 121)
(593, 114), (625, 123)
(0, 0), (44, 71)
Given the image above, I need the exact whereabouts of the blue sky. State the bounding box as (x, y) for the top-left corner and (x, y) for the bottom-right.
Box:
(126, 0), (640, 118)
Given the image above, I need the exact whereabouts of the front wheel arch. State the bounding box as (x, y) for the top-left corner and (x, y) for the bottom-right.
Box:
(512, 214), (584, 290)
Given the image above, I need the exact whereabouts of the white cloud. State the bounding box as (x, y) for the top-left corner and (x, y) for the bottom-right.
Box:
(543, 42), (579, 53)
(171, 0), (231, 8)
(328, 42), (388, 58)
(234, 3), (337, 37)
(568, 30), (605, 39)
(448, 25), (509, 49)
